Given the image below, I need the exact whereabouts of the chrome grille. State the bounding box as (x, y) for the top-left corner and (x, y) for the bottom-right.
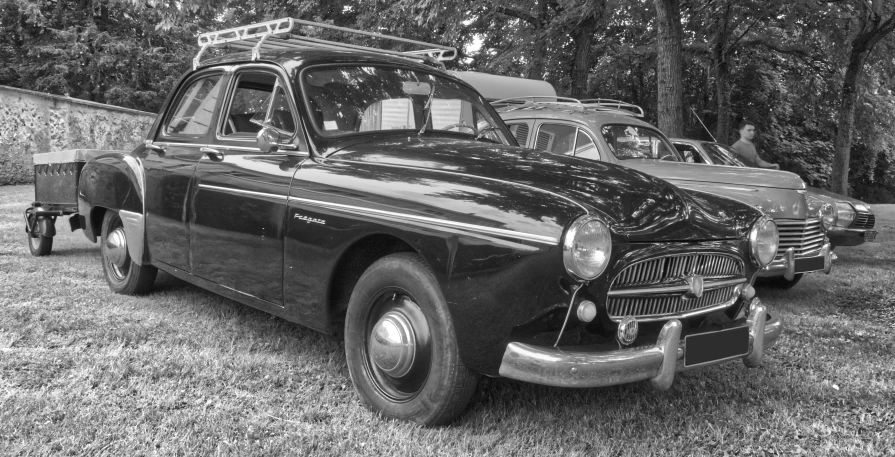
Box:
(611, 253), (741, 288)
(607, 285), (740, 320)
(606, 253), (744, 321)
(775, 218), (824, 259)
(852, 212), (875, 229)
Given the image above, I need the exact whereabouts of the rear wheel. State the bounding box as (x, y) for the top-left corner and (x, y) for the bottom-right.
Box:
(100, 211), (157, 295)
(344, 253), (479, 425)
(756, 273), (803, 290)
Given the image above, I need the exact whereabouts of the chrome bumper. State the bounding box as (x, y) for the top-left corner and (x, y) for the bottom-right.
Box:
(498, 299), (782, 390)
(757, 242), (832, 279)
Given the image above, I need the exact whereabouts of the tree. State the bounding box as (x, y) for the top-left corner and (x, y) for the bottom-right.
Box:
(829, 0), (895, 195)
(654, 0), (684, 136)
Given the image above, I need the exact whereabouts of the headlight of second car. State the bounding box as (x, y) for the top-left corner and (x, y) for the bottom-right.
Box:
(835, 201), (856, 228)
(749, 216), (779, 267)
(563, 215), (612, 280)
(820, 203), (837, 231)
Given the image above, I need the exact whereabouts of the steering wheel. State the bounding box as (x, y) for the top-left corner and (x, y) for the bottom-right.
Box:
(441, 123), (476, 134)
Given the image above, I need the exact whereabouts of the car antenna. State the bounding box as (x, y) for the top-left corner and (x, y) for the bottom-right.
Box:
(690, 107), (717, 142)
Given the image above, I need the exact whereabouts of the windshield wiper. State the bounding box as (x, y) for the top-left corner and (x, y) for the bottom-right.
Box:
(418, 84), (435, 135)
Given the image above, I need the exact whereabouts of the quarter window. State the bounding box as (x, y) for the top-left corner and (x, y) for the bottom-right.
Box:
(165, 75), (224, 136)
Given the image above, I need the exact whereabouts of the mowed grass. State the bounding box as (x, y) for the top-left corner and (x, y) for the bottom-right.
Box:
(1, 184), (893, 456)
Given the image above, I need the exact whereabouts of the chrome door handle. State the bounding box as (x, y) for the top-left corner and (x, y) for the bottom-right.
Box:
(145, 143), (166, 157)
(200, 147), (224, 161)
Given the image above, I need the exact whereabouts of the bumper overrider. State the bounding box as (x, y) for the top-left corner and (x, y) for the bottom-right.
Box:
(498, 298), (782, 389)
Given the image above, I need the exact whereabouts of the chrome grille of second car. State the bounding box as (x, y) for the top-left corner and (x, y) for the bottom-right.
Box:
(606, 252), (744, 322)
(775, 218), (824, 259)
(852, 212), (875, 229)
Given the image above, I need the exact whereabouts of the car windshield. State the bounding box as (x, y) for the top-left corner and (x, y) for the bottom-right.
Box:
(301, 66), (509, 144)
(599, 124), (681, 161)
(702, 142), (746, 167)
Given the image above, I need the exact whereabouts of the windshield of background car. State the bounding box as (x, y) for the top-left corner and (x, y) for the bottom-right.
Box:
(600, 124), (681, 161)
(301, 66), (510, 144)
(703, 142), (746, 166)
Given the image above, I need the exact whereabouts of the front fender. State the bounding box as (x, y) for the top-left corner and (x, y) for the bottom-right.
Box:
(77, 152), (145, 245)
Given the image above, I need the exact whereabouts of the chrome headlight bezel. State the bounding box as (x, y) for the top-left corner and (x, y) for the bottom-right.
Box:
(749, 216), (779, 267)
(562, 215), (612, 281)
(819, 203), (837, 231)
(835, 201), (856, 228)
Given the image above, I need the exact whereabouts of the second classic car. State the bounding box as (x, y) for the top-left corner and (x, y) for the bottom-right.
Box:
(30, 19), (783, 425)
(457, 73), (834, 289)
(671, 137), (878, 249)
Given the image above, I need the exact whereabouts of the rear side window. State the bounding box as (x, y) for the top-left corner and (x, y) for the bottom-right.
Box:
(674, 143), (703, 163)
(165, 75), (224, 136)
(535, 124), (577, 155)
(600, 124), (680, 161)
(506, 123), (530, 146)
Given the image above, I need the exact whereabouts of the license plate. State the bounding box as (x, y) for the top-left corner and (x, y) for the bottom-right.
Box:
(864, 230), (878, 242)
(684, 326), (749, 367)
(794, 255), (825, 273)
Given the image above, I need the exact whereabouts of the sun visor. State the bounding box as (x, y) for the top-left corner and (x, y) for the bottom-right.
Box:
(451, 71), (557, 101)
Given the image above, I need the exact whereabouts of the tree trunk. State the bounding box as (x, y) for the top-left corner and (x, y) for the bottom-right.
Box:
(831, 47), (868, 195)
(654, 0), (684, 136)
(569, 14), (599, 99)
(714, 59), (731, 143)
(525, 1), (550, 81)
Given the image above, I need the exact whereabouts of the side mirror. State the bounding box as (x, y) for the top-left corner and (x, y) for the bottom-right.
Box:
(257, 127), (282, 153)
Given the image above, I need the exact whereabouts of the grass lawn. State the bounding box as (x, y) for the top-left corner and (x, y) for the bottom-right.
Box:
(1, 183), (893, 456)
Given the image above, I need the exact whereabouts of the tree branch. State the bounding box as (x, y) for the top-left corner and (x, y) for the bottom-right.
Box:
(494, 7), (539, 27)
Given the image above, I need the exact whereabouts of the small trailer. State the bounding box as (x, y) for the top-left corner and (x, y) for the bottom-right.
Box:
(24, 149), (109, 256)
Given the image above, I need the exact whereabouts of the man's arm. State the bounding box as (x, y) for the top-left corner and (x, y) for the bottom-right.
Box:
(754, 156), (780, 170)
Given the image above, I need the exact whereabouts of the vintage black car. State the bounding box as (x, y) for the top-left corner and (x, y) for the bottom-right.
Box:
(27, 19), (783, 425)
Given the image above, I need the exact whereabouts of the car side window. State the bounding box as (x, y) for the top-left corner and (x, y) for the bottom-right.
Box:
(164, 74), (224, 136)
(535, 123), (577, 155)
(506, 122), (531, 147)
(674, 143), (702, 163)
(222, 72), (277, 136)
(574, 130), (600, 161)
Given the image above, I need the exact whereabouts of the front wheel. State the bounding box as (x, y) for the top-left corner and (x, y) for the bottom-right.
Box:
(100, 211), (157, 295)
(344, 253), (479, 425)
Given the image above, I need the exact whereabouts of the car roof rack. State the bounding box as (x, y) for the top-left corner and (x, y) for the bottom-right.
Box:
(490, 96), (644, 117)
(193, 17), (458, 70)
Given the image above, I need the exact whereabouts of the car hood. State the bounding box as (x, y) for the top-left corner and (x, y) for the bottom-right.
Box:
(328, 136), (755, 242)
(623, 160), (805, 190)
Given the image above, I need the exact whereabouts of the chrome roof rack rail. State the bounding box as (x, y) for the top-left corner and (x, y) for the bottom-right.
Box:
(194, 18), (457, 70)
(579, 99), (645, 117)
(490, 96), (583, 111)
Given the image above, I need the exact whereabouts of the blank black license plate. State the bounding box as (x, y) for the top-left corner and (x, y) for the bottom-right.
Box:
(794, 256), (825, 273)
(684, 326), (749, 367)
(864, 231), (878, 242)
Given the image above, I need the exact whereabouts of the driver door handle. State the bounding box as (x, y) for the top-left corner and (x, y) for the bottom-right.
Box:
(200, 147), (224, 161)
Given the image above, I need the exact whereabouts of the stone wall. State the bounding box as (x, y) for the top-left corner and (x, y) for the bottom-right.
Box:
(0, 86), (157, 185)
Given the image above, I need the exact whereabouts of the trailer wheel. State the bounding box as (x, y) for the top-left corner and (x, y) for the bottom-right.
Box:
(27, 232), (53, 256)
(101, 211), (157, 295)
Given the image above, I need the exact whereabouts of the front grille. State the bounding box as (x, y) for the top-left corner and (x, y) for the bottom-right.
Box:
(852, 212), (875, 229)
(606, 252), (744, 321)
(612, 253), (742, 287)
(775, 218), (824, 259)
(607, 285), (740, 320)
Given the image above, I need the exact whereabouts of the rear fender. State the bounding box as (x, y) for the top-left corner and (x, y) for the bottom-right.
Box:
(78, 152), (147, 265)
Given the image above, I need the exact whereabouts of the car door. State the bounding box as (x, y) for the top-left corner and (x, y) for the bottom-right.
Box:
(190, 65), (308, 305)
(145, 68), (228, 271)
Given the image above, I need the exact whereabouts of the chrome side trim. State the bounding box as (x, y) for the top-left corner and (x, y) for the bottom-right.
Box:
(607, 277), (745, 297)
(290, 196), (560, 245)
(118, 210), (144, 266)
(197, 184), (288, 201)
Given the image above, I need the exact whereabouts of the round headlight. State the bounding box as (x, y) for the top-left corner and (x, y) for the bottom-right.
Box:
(819, 203), (837, 231)
(749, 216), (779, 267)
(563, 216), (612, 280)
(835, 202), (856, 228)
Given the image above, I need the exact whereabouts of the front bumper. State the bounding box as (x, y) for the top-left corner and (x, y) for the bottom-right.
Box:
(827, 227), (877, 247)
(756, 242), (832, 280)
(498, 299), (782, 389)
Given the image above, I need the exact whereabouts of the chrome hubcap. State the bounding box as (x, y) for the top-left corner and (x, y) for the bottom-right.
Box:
(370, 311), (417, 378)
(105, 227), (128, 269)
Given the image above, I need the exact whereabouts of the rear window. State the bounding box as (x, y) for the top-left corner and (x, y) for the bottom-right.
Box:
(600, 124), (680, 161)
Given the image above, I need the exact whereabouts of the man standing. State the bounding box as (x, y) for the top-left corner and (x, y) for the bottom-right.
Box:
(731, 121), (780, 170)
